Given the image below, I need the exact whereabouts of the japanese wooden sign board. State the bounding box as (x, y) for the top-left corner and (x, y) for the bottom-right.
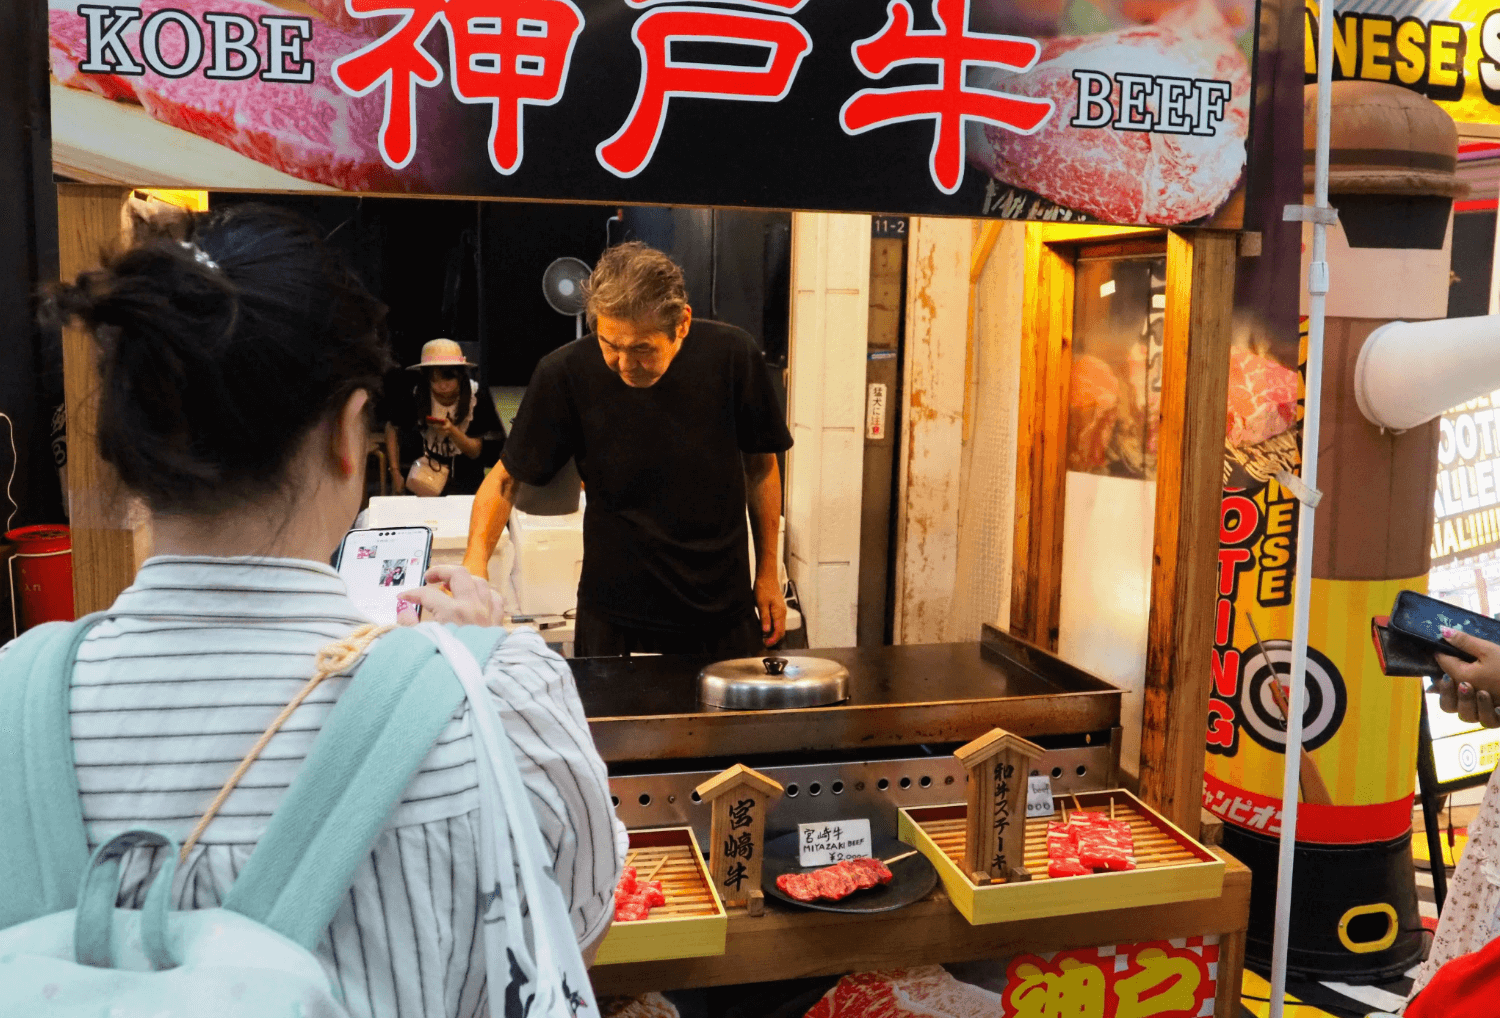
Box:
(47, 0), (1261, 227)
(694, 764), (784, 911)
(954, 727), (1045, 884)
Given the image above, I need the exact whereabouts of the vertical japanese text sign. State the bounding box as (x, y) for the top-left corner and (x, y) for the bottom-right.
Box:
(694, 764), (785, 909)
(955, 728), (1046, 883)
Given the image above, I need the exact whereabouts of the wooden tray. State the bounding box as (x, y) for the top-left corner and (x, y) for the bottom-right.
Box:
(897, 788), (1224, 926)
(593, 827), (727, 966)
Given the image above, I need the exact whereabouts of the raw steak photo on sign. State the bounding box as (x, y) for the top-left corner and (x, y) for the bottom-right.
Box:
(47, 0), (455, 192)
(1225, 346), (1300, 448)
(967, 0), (1251, 224)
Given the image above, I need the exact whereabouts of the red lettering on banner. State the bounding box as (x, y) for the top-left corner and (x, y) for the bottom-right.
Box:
(1214, 596), (1232, 645)
(1211, 648), (1239, 698)
(1205, 700), (1236, 749)
(597, 6), (812, 178)
(334, 0), (584, 173)
(334, 6), (444, 169)
(1219, 493), (1259, 544)
(1216, 546), (1251, 595)
(839, 0), (1053, 194)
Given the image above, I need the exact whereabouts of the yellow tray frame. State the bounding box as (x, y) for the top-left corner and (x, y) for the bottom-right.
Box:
(594, 826), (728, 966)
(897, 788), (1224, 926)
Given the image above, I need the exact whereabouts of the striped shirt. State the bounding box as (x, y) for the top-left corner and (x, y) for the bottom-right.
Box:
(1, 556), (624, 1018)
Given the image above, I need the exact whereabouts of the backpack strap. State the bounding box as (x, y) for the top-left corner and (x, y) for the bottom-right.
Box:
(0, 613), (112, 928)
(224, 623), (509, 949)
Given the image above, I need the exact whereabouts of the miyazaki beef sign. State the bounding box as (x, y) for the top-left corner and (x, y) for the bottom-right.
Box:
(49, 0), (1258, 226)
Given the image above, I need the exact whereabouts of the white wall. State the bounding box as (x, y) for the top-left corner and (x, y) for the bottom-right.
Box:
(1057, 473), (1157, 778)
(784, 213), (871, 647)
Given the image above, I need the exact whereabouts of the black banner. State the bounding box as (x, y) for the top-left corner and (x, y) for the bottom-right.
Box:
(50, 0), (1257, 224)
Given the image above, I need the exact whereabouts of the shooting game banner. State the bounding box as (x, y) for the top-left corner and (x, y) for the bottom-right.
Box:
(48, 0), (1257, 225)
(1305, 0), (1500, 126)
(1431, 391), (1500, 566)
(1204, 321), (1425, 847)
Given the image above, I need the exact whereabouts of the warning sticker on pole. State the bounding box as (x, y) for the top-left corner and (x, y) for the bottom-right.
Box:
(867, 383), (888, 441)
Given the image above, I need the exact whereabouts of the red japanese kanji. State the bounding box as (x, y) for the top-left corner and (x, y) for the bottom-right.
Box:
(334, 3), (446, 170)
(445, 0), (584, 173)
(840, 0), (1054, 195)
(596, 6), (812, 178)
(334, 0), (584, 174)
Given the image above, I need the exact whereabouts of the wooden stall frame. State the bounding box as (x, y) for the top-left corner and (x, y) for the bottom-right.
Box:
(52, 191), (1247, 1009)
(57, 183), (154, 616)
(1009, 225), (1237, 833)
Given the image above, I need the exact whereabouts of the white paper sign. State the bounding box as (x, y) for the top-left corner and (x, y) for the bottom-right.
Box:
(798, 819), (873, 867)
(1026, 775), (1055, 818)
(866, 383), (888, 440)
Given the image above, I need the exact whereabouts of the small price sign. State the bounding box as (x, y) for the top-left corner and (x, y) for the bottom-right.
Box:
(1026, 775), (1055, 818)
(797, 819), (872, 867)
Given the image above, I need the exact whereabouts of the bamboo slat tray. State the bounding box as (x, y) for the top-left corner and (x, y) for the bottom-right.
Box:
(897, 789), (1224, 926)
(593, 827), (727, 966)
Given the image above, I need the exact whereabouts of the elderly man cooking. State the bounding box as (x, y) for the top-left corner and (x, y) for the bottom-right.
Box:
(463, 242), (792, 657)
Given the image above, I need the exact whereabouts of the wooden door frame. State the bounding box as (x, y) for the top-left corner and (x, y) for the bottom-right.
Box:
(1010, 224), (1237, 831)
(57, 183), (154, 616)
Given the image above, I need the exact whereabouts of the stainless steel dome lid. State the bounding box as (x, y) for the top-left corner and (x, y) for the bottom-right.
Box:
(697, 655), (850, 710)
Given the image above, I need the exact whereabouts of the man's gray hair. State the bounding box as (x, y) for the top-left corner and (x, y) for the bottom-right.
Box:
(584, 242), (688, 334)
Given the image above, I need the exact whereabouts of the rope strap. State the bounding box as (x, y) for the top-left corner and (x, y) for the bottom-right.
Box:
(179, 623), (393, 863)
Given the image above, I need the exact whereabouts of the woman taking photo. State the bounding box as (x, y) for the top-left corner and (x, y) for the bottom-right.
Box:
(1, 204), (621, 1017)
(386, 339), (506, 497)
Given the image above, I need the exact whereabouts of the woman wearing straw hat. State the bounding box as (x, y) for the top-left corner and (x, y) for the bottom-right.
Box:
(385, 338), (506, 497)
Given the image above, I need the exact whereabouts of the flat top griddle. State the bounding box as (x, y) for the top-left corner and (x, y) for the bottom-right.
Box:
(573, 626), (1122, 764)
(573, 641), (1080, 718)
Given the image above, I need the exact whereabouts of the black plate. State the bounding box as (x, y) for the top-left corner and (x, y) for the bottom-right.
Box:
(761, 832), (938, 914)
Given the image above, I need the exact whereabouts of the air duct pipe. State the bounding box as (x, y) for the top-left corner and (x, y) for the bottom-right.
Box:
(1357, 315), (1500, 431)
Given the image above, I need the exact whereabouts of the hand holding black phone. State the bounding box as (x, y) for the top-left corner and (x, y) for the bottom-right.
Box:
(1388, 590), (1500, 665)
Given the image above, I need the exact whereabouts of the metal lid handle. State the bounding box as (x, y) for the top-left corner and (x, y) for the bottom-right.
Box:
(763, 657), (787, 676)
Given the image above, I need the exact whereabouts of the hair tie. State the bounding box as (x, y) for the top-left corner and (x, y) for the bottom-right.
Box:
(179, 240), (221, 273)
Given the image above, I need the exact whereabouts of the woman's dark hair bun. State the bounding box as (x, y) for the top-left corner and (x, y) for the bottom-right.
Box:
(45, 203), (391, 516)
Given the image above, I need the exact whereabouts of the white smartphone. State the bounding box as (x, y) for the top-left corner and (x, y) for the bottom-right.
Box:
(335, 526), (433, 625)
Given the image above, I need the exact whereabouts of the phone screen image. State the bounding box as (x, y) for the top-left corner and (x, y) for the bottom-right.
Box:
(337, 527), (432, 625)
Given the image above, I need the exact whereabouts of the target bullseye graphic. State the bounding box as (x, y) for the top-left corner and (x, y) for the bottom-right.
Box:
(1236, 639), (1347, 754)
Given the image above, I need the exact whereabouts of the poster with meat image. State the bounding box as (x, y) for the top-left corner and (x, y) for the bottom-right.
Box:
(1066, 252), (1302, 484)
(47, 0), (1260, 225)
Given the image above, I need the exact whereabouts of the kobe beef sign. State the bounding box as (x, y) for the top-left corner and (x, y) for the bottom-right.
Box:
(48, 0), (1258, 227)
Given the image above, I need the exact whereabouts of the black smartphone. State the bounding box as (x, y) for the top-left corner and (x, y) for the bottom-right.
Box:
(1389, 590), (1500, 665)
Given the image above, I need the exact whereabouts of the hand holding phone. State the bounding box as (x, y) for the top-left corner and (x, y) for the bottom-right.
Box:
(336, 526), (433, 625)
(1389, 590), (1500, 663)
(398, 564), (505, 628)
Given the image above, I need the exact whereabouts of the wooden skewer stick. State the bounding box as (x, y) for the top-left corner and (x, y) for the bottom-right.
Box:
(1109, 797), (1116, 821)
(626, 851), (638, 869)
(645, 855), (670, 882)
(1071, 793), (1083, 814)
(882, 849), (919, 866)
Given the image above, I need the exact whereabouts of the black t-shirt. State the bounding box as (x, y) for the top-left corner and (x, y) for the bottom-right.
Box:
(502, 320), (793, 631)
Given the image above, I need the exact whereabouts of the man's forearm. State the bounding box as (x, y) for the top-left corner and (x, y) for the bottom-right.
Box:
(746, 454), (781, 580)
(464, 461), (517, 577)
